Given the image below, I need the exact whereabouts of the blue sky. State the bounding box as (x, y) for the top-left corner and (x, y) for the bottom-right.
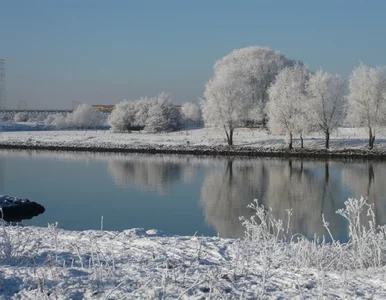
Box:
(1, 0), (385, 109)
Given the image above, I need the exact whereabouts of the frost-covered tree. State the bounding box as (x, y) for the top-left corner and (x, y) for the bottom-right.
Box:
(71, 104), (106, 129)
(14, 112), (29, 122)
(307, 70), (346, 149)
(181, 102), (202, 125)
(108, 100), (138, 132)
(202, 46), (297, 145)
(202, 68), (249, 145)
(267, 65), (309, 149)
(212, 46), (296, 126)
(347, 63), (386, 149)
(145, 93), (180, 132)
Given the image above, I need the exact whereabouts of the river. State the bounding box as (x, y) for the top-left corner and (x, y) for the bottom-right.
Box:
(1, 149), (385, 241)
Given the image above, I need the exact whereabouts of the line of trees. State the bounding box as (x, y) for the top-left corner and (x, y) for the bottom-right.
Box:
(201, 46), (386, 149)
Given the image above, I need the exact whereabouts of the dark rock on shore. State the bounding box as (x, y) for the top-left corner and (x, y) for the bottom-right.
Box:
(0, 195), (45, 222)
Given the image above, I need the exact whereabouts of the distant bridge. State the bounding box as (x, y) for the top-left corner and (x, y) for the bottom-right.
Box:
(0, 109), (73, 119)
(0, 108), (112, 119)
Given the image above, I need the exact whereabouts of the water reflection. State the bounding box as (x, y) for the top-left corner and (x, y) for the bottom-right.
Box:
(341, 162), (386, 226)
(1, 149), (386, 240)
(107, 155), (200, 194)
(200, 160), (257, 237)
(201, 159), (360, 239)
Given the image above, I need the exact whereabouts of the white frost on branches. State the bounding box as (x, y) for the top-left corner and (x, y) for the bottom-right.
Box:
(267, 64), (309, 149)
(14, 112), (29, 122)
(347, 63), (386, 149)
(71, 104), (106, 129)
(181, 102), (202, 125)
(44, 104), (106, 129)
(201, 46), (297, 145)
(108, 93), (180, 133)
(145, 93), (180, 132)
(307, 70), (346, 149)
(108, 100), (138, 132)
(202, 68), (249, 145)
(213, 46), (296, 125)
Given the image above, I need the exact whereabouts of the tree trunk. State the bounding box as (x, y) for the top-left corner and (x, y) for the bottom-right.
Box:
(262, 117), (267, 128)
(369, 127), (375, 149)
(325, 130), (330, 149)
(300, 132), (304, 149)
(288, 132), (293, 150)
(224, 126), (234, 146)
(229, 127), (234, 146)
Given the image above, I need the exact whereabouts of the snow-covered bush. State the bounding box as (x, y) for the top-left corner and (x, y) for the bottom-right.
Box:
(45, 105), (106, 129)
(180, 102), (202, 125)
(241, 197), (386, 272)
(109, 93), (180, 133)
(52, 114), (69, 129)
(70, 104), (106, 129)
(145, 93), (180, 132)
(108, 100), (138, 132)
(134, 98), (152, 128)
(14, 112), (29, 122)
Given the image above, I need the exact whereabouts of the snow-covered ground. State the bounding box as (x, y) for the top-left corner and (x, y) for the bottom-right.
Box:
(1, 126), (386, 157)
(1, 216), (386, 299)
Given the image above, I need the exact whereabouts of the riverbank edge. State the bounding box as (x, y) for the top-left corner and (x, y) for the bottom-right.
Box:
(1, 141), (386, 159)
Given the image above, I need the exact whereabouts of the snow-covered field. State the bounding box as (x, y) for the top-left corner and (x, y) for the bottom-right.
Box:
(1, 126), (386, 157)
(1, 198), (386, 299)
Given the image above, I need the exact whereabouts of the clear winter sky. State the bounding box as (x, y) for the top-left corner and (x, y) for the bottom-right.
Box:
(0, 0), (385, 109)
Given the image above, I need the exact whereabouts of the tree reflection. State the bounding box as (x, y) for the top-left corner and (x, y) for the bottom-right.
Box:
(200, 159), (257, 238)
(201, 159), (346, 239)
(108, 155), (199, 194)
(341, 161), (386, 226)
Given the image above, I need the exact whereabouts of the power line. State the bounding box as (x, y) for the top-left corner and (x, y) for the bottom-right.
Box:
(0, 59), (6, 109)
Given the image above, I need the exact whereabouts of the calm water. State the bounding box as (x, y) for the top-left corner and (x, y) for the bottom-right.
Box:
(1, 149), (386, 240)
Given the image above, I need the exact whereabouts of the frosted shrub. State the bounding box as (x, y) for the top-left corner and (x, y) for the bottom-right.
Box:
(336, 197), (386, 268)
(71, 104), (106, 129)
(181, 102), (202, 125)
(109, 93), (180, 133)
(49, 105), (106, 129)
(145, 93), (180, 132)
(52, 114), (68, 129)
(0, 221), (39, 263)
(108, 100), (138, 132)
(14, 112), (29, 122)
(241, 199), (289, 244)
(241, 197), (386, 272)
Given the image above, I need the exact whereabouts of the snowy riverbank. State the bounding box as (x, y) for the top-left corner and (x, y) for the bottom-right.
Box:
(0, 226), (384, 299)
(1, 198), (386, 299)
(1, 127), (386, 158)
